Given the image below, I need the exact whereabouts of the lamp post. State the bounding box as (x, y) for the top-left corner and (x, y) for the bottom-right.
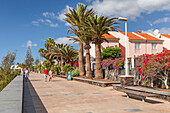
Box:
(118, 17), (128, 76)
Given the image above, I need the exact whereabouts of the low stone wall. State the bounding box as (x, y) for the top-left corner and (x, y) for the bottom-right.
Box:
(0, 74), (23, 113)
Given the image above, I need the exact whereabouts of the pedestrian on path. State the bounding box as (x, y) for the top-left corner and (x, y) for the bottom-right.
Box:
(25, 67), (29, 82)
(49, 68), (53, 82)
(44, 68), (48, 82)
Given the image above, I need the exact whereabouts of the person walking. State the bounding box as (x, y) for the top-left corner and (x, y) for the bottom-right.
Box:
(44, 68), (48, 82)
(25, 67), (29, 82)
(49, 68), (53, 82)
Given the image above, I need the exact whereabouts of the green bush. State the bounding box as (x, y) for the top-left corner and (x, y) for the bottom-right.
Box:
(15, 71), (21, 75)
(43, 60), (51, 71)
(71, 69), (79, 77)
(63, 65), (73, 74)
(40, 66), (45, 73)
(51, 65), (61, 75)
(0, 70), (19, 92)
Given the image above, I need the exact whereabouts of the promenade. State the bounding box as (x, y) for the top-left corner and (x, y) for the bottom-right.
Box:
(24, 73), (170, 113)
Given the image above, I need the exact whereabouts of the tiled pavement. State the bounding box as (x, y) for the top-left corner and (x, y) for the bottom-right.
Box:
(24, 72), (170, 113)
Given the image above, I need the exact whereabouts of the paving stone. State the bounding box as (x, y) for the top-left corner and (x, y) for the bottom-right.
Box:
(27, 72), (170, 113)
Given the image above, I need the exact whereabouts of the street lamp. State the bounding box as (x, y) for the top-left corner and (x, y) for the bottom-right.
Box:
(118, 17), (128, 76)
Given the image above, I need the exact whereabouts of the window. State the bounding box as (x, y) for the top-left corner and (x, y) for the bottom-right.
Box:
(152, 43), (157, 49)
(135, 43), (140, 49)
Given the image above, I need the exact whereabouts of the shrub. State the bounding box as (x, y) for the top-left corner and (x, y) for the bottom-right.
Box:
(0, 70), (19, 92)
(71, 69), (79, 77)
(43, 60), (51, 70)
(15, 71), (21, 75)
(51, 65), (61, 75)
(63, 64), (73, 74)
(40, 66), (45, 73)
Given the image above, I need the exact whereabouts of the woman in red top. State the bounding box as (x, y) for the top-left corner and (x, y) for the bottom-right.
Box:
(44, 68), (48, 82)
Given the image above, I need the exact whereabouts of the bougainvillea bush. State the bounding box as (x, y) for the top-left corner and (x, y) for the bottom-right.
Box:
(135, 50), (170, 89)
(101, 58), (124, 69)
(101, 58), (124, 80)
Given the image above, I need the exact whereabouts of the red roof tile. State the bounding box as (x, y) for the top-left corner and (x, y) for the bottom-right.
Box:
(137, 33), (162, 41)
(121, 32), (145, 40)
(103, 33), (119, 39)
(161, 34), (170, 39)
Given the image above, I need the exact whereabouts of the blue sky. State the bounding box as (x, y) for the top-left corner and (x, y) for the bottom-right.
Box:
(0, 0), (170, 64)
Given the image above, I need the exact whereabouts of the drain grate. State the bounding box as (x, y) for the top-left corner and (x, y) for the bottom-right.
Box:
(124, 109), (142, 112)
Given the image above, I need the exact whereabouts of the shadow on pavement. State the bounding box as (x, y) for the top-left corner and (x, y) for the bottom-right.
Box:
(23, 78), (48, 113)
(122, 95), (164, 104)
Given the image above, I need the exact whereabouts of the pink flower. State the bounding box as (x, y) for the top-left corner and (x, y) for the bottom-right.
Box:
(165, 66), (168, 69)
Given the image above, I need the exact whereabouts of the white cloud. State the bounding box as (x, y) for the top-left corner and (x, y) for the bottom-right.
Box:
(142, 27), (170, 34)
(57, 5), (72, 21)
(42, 12), (57, 19)
(142, 29), (152, 33)
(32, 21), (39, 24)
(49, 23), (58, 28)
(88, 0), (170, 20)
(32, 21), (39, 26)
(55, 37), (78, 45)
(65, 22), (71, 27)
(153, 17), (170, 24)
(22, 40), (38, 48)
(37, 19), (44, 22)
(32, 5), (72, 27)
(32, 19), (45, 26)
(159, 27), (170, 34)
(32, 18), (58, 28)
(57, 5), (73, 26)
(27, 40), (32, 47)
(46, 19), (52, 23)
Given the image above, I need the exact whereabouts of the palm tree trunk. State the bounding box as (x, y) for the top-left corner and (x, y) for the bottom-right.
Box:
(79, 42), (85, 76)
(95, 43), (103, 79)
(58, 60), (61, 67)
(85, 47), (92, 78)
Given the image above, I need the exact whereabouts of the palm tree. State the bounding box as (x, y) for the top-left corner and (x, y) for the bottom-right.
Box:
(45, 44), (67, 67)
(60, 45), (78, 65)
(67, 27), (93, 78)
(83, 15), (119, 79)
(44, 38), (55, 51)
(45, 44), (78, 66)
(38, 38), (56, 65)
(64, 3), (94, 76)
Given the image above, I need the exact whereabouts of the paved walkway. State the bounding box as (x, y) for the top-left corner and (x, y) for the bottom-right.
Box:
(24, 72), (170, 113)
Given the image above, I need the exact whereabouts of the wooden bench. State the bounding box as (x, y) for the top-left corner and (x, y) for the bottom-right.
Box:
(120, 89), (158, 102)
